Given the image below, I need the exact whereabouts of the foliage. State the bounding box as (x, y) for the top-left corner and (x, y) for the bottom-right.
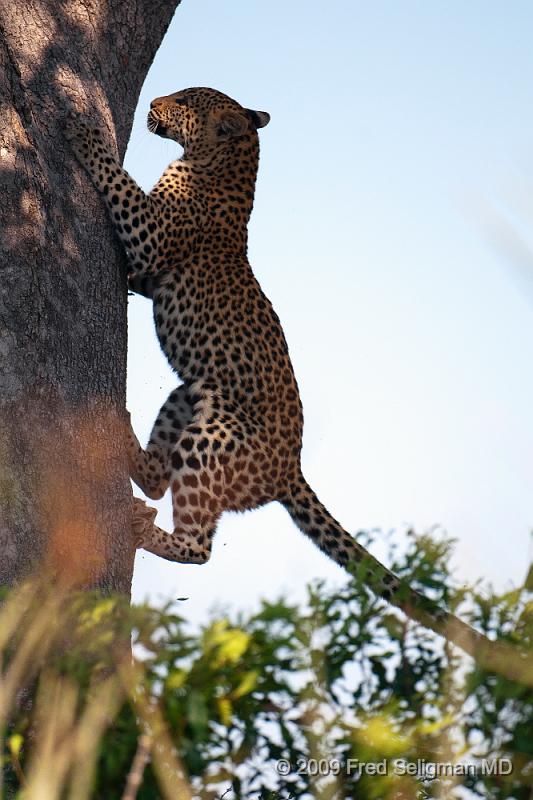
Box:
(1, 530), (532, 800)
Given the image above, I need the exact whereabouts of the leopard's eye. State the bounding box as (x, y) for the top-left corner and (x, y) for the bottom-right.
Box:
(175, 97), (188, 106)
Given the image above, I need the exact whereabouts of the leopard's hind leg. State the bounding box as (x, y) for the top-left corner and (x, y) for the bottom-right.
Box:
(127, 385), (194, 500)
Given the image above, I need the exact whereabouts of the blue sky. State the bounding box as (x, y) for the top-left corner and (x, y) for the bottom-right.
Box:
(126, 1), (533, 624)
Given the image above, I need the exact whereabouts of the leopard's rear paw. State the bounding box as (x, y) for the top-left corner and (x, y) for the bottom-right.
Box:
(132, 496), (158, 549)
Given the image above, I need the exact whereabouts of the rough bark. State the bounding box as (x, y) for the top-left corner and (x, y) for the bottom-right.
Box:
(0, 0), (180, 592)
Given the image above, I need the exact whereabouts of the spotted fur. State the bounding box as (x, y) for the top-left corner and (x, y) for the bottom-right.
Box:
(67, 87), (489, 656)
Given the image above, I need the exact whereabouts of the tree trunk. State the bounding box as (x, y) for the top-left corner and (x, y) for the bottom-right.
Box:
(0, 0), (180, 592)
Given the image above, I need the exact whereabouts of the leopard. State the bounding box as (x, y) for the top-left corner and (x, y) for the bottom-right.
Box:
(66, 86), (493, 659)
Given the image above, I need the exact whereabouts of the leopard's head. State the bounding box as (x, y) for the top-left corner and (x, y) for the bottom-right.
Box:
(147, 87), (270, 156)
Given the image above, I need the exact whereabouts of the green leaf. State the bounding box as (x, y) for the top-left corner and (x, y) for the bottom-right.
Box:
(8, 734), (23, 758)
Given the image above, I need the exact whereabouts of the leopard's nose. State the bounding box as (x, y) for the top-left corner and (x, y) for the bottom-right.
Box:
(150, 97), (165, 110)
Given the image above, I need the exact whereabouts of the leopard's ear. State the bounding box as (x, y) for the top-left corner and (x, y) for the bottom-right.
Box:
(246, 109), (271, 129)
(216, 110), (250, 138)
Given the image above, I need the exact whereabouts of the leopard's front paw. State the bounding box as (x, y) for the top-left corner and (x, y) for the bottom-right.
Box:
(127, 271), (158, 299)
(64, 114), (105, 169)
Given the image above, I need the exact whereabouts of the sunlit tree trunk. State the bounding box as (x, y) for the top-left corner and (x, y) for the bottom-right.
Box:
(0, 0), (180, 592)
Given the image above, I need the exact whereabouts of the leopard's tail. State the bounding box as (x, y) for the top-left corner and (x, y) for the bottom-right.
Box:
(281, 472), (492, 661)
